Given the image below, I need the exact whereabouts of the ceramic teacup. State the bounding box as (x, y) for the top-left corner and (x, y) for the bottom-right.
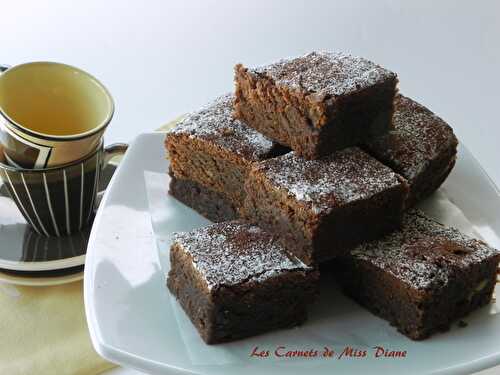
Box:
(0, 140), (127, 237)
(0, 62), (114, 169)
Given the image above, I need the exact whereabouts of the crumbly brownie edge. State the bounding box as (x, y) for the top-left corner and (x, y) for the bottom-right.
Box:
(235, 64), (322, 155)
(169, 177), (239, 222)
(166, 133), (252, 205)
(242, 168), (317, 264)
(167, 243), (216, 343)
(210, 268), (319, 343)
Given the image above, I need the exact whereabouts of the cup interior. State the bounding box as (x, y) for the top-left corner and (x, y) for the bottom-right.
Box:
(0, 62), (113, 138)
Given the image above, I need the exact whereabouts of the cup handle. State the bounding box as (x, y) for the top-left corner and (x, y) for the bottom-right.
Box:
(102, 142), (128, 168)
(95, 143), (128, 208)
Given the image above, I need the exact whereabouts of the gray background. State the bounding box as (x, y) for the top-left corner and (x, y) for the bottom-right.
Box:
(1, 1), (499, 374)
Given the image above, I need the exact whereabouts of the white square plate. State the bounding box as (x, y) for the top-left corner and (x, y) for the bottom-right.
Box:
(84, 132), (500, 375)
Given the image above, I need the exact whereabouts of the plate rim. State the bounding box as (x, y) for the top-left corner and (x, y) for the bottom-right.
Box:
(85, 133), (189, 375)
(84, 132), (500, 375)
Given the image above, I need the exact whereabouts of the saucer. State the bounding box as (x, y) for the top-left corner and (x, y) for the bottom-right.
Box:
(0, 164), (116, 272)
(0, 265), (84, 286)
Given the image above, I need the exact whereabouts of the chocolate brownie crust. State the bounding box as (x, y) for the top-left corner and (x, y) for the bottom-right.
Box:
(331, 210), (500, 340)
(234, 52), (398, 159)
(242, 148), (409, 264)
(333, 257), (496, 340)
(167, 222), (319, 344)
(166, 94), (288, 208)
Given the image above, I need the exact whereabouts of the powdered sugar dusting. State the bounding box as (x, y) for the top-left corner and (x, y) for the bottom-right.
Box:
(351, 210), (499, 290)
(364, 95), (458, 181)
(172, 221), (311, 291)
(252, 51), (397, 97)
(168, 94), (279, 161)
(256, 147), (404, 214)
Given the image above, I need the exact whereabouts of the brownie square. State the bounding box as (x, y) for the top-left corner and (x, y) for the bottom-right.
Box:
(242, 147), (409, 265)
(167, 221), (319, 344)
(169, 176), (238, 222)
(234, 51), (398, 159)
(165, 94), (288, 210)
(330, 210), (499, 340)
(363, 95), (459, 207)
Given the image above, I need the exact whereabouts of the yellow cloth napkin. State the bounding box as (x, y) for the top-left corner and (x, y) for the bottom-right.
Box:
(0, 280), (115, 375)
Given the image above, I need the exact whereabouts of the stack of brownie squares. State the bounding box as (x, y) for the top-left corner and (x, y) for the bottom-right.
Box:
(165, 51), (499, 344)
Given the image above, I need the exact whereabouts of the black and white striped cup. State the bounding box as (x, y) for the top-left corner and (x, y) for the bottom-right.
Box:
(0, 141), (127, 237)
(0, 62), (114, 169)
